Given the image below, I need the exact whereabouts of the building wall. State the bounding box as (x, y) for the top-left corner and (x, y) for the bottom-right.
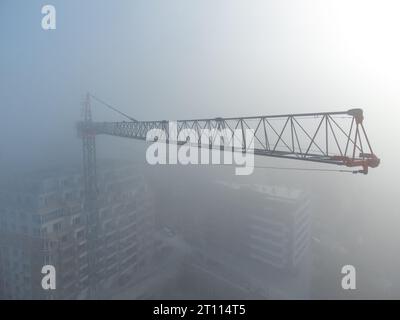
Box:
(0, 164), (155, 299)
(152, 178), (312, 299)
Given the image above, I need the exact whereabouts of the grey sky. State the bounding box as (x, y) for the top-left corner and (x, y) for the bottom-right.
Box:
(0, 0), (399, 176)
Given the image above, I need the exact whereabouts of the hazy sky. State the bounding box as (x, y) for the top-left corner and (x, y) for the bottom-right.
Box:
(1, 0), (400, 297)
(0, 0), (399, 176)
(1, 0), (399, 171)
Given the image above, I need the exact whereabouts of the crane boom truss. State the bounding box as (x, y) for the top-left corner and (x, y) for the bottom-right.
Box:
(79, 108), (379, 174)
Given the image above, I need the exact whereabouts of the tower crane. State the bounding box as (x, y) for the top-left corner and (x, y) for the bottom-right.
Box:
(79, 93), (380, 175)
(76, 93), (380, 298)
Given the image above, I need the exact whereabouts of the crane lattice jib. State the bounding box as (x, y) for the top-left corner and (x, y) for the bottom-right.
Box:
(78, 108), (380, 174)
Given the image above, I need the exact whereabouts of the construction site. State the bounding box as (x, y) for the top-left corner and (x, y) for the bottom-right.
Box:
(2, 0), (400, 302)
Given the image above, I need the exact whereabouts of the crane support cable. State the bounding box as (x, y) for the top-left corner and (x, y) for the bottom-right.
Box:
(89, 93), (138, 122)
(212, 164), (363, 174)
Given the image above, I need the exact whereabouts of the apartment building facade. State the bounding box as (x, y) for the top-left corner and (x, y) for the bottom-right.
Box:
(157, 175), (312, 299)
(0, 163), (155, 299)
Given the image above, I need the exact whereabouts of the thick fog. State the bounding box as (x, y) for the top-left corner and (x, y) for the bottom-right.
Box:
(1, 0), (400, 299)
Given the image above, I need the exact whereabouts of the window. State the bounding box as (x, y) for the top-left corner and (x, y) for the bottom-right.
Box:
(76, 230), (85, 239)
(41, 227), (48, 236)
(53, 222), (62, 232)
(72, 216), (81, 226)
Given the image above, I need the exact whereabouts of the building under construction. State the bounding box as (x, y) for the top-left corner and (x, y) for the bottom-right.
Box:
(0, 162), (155, 299)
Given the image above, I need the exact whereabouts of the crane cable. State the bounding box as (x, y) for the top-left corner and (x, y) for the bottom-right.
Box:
(89, 93), (138, 122)
(127, 161), (362, 174)
(211, 164), (361, 174)
(252, 165), (359, 173)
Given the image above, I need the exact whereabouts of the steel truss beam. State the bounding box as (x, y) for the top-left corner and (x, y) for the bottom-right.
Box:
(78, 108), (380, 174)
(79, 94), (100, 299)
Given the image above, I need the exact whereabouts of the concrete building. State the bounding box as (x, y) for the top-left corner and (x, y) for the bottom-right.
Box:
(215, 181), (311, 271)
(0, 162), (155, 299)
(153, 175), (312, 299)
